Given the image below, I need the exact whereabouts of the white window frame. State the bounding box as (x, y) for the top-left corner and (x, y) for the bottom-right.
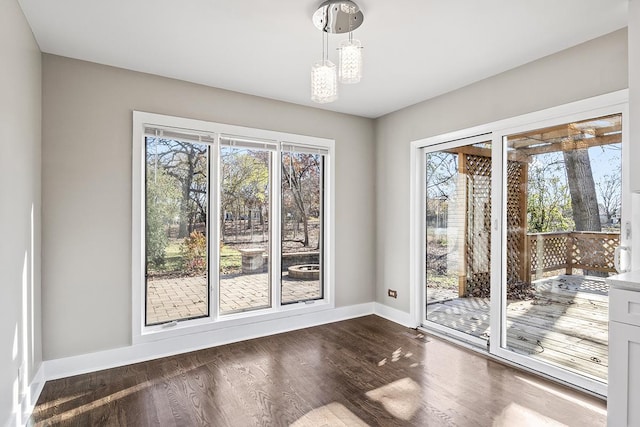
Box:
(132, 111), (335, 344)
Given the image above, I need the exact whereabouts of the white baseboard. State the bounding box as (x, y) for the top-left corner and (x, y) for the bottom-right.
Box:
(373, 302), (418, 328)
(44, 302), (375, 381)
(22, 302), (421, 426)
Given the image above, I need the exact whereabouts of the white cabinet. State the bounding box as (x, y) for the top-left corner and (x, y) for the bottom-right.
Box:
(609, 317), (640, 426)
(607, 273), (640, 427)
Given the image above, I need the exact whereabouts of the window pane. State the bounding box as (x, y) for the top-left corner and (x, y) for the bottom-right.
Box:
(281, 151), (324, 304)
(219, 146), (271, 314)
(503, 113), (621, 382)
(424, 142), (492, 342)
(145, 137), (209, 326)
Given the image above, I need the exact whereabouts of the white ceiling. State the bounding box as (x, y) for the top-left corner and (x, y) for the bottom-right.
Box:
(18, 0), (628, 118)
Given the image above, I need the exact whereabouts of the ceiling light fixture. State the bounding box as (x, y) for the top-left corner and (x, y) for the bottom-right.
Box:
(311, 30), (338, 104)
(338, 33), (363, 84)
(311, 0), (364, 103)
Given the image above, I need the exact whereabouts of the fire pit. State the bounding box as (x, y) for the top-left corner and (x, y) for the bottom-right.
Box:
(288, 264), (320, 280)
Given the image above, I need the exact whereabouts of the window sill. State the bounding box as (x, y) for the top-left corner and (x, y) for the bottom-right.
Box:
(133, 299), (334, 345)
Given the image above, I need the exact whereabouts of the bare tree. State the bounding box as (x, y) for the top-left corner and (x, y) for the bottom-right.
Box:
(596, 173), (621, 226)
(426, 152), (457, 200)
(220, 148), (270, 242)
(281, 153), (321, 247)
(148, 138), (208, 238)
(527, 154), (573, 232)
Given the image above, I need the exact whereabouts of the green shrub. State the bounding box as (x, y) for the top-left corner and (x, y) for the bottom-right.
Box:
(146, 210), (168, 268)
(145, 166), (180, 271)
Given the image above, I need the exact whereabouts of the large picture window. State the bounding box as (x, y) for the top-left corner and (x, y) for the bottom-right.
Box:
(132, 112), (334, 341)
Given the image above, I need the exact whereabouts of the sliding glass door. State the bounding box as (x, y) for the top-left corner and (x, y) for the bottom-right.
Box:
(417, 93), (628, 395)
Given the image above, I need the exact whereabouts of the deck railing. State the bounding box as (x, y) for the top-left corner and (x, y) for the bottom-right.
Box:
(526, 231), (619, 282)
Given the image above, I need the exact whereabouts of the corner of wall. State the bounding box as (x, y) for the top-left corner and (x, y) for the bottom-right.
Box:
(1, 0), (43, 425)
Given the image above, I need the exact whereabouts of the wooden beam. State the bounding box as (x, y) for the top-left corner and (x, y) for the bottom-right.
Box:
(443, 145), (491, 157)
(517, 134), (621, 157)
(459, 153), (468, 298)
(595, 124), (623, 136)
(443, 145), (529, 163)
(566, 234), (574, 276)
(508, 120), (621, 145)
(518, 162), (529, 283)
(509, 128), (620, 150)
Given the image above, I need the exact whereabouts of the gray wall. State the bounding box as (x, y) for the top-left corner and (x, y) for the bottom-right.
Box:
(0, 0), (42, 423)
(41, 55), (376, 360)
(375, 29), (629, 313)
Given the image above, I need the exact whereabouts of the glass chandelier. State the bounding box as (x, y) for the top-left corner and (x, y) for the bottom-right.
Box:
(311, 31), (338, 104)
(338, 33), (362, 84)
(311, 0), (364, 103)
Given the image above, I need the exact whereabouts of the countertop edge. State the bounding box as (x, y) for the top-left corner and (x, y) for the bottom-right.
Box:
(606, 270), (640, 291)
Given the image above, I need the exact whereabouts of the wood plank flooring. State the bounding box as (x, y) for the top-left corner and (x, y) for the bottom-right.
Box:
(30, 315), (606, 426)
(426, 275), (609, 381)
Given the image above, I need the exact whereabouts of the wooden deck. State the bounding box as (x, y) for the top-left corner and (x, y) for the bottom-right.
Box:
(426, 275), (609, 381)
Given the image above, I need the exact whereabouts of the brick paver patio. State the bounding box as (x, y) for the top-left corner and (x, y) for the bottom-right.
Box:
(146, 273), (321, 324)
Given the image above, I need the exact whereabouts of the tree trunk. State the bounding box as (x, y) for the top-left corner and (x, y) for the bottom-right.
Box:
(178, 180), (191, 238)
(563, 149), (601, 232)
(302, 215), (309, 247)
(563, 148), (604, 277)
(178, 159), (195, 238)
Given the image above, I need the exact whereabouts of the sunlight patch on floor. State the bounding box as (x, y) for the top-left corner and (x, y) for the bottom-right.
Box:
(32, 391), (91, 413)
(365, 377), (421, 421)
(35, 382), (153, 425)
(492, 403), (567, 426)
(514, 375), (607, 415)
(290, 402), (368, 427)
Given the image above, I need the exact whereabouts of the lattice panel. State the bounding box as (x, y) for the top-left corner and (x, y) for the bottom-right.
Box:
(505, 161), (525, 284)
(529, 234), (568, 274)
(571, 233), (619, 271)
(463, 156), (525, 295)
(460, 152), (619, 291)
(465, 155), (492, 294)
(467, 272), (491, 290)
(528, 232), (619, 279)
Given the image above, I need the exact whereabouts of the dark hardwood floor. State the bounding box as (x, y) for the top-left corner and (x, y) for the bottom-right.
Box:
(30, 315), (606, 426)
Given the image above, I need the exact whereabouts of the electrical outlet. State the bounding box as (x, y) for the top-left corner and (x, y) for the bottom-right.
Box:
(388, 289), (397, 298)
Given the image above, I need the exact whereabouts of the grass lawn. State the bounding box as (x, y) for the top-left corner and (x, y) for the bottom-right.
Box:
(427, 272), (458, 289)
(163, 240), (183, 272)
(149, 239), (243, 275)
(220, 244), (242, 273)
